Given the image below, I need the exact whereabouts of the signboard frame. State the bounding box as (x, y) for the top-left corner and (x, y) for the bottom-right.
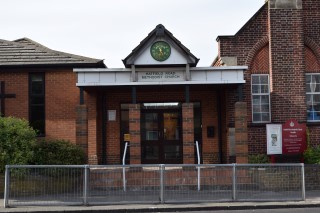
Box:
(266, 124), (282, 155)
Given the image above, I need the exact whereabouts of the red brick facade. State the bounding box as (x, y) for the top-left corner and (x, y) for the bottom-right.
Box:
(215, 0), (320, 160)
(2, 0), (320, 165)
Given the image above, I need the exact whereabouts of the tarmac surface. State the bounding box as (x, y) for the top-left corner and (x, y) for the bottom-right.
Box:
(1, 191), (320, 213)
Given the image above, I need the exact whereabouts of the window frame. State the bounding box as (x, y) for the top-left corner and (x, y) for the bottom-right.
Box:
(251, 74), (271, 123)
(306, 73), (320, 122)
(29, 72), (45, 136)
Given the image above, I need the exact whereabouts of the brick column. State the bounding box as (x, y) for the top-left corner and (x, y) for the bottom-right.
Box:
(182, 103), (194, 164)
(76, 105), (88, 162)
(235, 102), (248, 164)
(129, 104), (141, 164)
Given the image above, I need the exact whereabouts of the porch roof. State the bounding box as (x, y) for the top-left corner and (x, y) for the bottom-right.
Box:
(74, 66), (247, 86)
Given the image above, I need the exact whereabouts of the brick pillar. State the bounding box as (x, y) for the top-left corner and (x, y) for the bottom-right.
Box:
(76, 105), (89, 162)
(182, 103), (194, 164)
(235, 102), (248, 164)
(129, 104), (141, 164)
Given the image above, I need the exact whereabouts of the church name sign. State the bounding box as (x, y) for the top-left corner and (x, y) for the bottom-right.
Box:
(138, 71), (184, 82)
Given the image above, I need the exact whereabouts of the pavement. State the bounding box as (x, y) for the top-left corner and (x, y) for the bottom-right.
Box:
(1, 192), (320, 213)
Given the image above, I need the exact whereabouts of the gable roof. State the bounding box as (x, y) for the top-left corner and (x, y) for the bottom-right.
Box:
(122, 24), (199, 68)
(0, 37), (106, 68)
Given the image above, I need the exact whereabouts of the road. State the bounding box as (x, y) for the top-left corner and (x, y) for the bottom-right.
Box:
(155, 207), (320, 213)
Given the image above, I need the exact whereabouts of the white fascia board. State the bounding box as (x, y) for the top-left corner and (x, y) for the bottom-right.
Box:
(74, 68), (131, 73)
(75, 66), (247, 86)
(190, 66), (248, 71)
(76, 80), (245, 87)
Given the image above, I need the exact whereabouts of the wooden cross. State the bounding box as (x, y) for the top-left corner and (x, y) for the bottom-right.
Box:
(0, 81), (16, 117)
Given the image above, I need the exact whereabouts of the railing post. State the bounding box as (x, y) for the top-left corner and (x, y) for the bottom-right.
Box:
(4, 165), (10, 208)
(195, 141), (201, 191)
(301, 163), (306, 201)
(160, 164), (164, 204)
(232, 163), (237, 201)
(83, 165), (89, 206)
(122, 142), (128, 191)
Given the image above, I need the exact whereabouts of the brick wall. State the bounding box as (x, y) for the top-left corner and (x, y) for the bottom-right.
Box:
(215, 0), (320, 158)
(45, 70), (79, 143)
(0, 68), (79, 143)
(0, 71), (28, 118)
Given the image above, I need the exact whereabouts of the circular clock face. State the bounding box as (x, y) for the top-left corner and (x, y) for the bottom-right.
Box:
(150, 41), (171, 61)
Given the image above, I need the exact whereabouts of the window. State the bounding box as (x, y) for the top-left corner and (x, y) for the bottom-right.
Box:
(29, 73), (45, 135)
(306, 74), (320, 122)
(251, 74), (271, 123)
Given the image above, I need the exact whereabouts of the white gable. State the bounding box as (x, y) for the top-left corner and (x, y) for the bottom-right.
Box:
(134, 43), (188, 65)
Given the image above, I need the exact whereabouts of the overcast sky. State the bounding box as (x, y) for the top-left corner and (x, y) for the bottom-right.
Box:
(1, 0), (265, 68)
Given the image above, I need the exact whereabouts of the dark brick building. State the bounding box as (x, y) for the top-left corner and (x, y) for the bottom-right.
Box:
(214, 0), (320, 161)
(2, 0), (319, 165)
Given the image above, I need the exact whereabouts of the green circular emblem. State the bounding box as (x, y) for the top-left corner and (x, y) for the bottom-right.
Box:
(150, 41), (171, 61)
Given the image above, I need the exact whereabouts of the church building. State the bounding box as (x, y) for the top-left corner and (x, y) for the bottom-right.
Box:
(1, 0), (320, 165)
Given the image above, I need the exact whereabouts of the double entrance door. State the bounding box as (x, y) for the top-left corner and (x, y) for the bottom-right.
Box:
(141, 109), (182, 164)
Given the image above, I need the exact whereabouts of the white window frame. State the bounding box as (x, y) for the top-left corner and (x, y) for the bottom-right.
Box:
(306, 74), (320, 122)
(251, 74), (271, 123)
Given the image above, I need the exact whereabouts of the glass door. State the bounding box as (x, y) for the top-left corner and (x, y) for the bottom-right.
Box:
(141, 110), (182, 164)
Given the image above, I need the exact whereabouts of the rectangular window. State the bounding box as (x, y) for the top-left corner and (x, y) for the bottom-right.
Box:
(29, 73), (45, 135)
(306, 74), (320, 122)
(251, 74), (271, 123)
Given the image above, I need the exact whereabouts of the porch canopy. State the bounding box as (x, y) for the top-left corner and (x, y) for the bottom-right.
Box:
(74, 66), (246, 86)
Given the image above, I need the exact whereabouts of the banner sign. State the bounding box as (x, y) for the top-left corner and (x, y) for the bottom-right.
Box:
(282, 119), (306, 154)
(266, 124), (282, 155)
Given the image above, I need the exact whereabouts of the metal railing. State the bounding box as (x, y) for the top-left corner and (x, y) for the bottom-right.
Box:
(4, 163), (305, 207)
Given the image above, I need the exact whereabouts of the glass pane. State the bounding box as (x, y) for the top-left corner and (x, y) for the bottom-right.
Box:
(163, 112), (180, 140)
(31, 75), (44, 95)
(260, 75), (268, 84)
(143, 146), (159, 160)
(142, 102), (180, 109)
(164, 145), (181, 160)
(315, 83), (320, 93)
(260, 85), (269, 93)
(306, 75), (311, 84)
(253, 113), (261, 122)
(306, 94), (312, 107)
(30, 106), (45, 134)
(252, 85), (260, 94)
(261, 104), (269, 113)
(141, 113), (159, 141)
(253, 105), (260, 112)
(252, 96), (260, 105)
(261, 95), (269, 104)
(31, 97), (45, 105)
(261, 113), (270, 122)
(315, 75), (320, 83)
(306, 82), (311, 93)
(252, 76), (259, 84)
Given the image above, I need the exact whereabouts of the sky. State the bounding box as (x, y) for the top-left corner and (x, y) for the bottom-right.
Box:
(0, 0), (265, 68)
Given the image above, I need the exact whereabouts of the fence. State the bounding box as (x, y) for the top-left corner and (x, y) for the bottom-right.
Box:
(4, 164), (305, 207)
